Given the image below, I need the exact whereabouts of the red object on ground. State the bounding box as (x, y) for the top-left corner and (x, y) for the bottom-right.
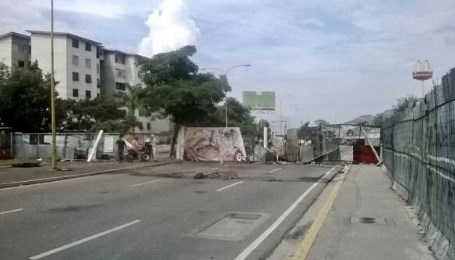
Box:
(353, 140), (380, 164)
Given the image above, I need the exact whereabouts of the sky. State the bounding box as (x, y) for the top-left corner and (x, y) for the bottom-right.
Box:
(1, 0), (455, 130)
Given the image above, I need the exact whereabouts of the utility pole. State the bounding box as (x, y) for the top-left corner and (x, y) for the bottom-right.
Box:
(50, 0), (57, 169)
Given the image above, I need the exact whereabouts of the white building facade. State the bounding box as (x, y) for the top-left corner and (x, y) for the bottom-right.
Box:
(0, 32), (31, 71)
(28, 31), (102, 100)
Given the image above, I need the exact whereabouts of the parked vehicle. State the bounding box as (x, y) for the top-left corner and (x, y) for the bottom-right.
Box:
(126, 146), (151, 162)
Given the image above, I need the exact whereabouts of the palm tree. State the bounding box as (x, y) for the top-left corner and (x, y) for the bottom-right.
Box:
(114, 84), (145, 133)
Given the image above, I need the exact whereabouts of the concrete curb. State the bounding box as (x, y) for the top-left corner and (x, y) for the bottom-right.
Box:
(0, 161), (182, 189)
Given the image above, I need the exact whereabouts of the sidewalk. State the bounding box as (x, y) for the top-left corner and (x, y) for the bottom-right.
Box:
(305, 164), (434, 260)
(0, 158), (178, 189)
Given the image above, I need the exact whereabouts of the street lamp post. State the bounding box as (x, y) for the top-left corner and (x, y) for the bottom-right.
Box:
(50, 0), (57, 169)
(200, 64), (251, 127)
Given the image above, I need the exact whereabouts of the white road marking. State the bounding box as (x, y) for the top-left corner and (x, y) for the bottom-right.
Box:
(269, 168), (282, 173)
(29, 220), (141, 260)
(210, 167), (219, 170)
(0, 208), (24, 216)
(234, 167), (336, 260)
(216, 181), (244, 192)
(129, 179), (162, 187)
(0, 175), (102, 192)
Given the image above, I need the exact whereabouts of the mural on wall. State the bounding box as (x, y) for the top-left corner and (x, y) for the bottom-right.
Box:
(184, 127), (246, 161)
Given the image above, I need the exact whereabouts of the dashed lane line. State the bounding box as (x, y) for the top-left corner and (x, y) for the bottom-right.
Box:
(29, 220), (141, 260)
(269, 168), (282, 173)
(0, 208), (24, 216)
(129, 179), (162, 187)
(216, 181), (244, 192)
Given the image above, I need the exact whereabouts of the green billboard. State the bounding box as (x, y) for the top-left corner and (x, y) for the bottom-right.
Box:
(242, 91), (275, 110)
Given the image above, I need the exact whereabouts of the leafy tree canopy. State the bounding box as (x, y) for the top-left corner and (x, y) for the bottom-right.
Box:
(0, 62), (55, 132)
(314, 119), (330, 126)
(139, 46), (231, 156)
(58, 97), (124, 131)
(140, 45), (231, 126)
(393, 95), (417, 112)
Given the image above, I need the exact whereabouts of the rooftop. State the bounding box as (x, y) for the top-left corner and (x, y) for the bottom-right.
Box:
(104, 48), (149, 60)
(0, 32), (30, 41)
(26, 30), (102, 45)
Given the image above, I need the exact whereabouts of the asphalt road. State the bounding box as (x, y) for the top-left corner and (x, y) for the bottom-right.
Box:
(0, 162), (341, 260)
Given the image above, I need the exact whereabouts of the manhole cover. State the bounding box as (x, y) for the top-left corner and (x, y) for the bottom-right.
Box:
(351, 216), (386, 225)
(189, 212), (268, 241)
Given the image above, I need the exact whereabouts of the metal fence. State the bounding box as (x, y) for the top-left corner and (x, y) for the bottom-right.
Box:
(13, 132), (172, 160)
(382, 67), (455, 260)
(288, 124), (380, 163)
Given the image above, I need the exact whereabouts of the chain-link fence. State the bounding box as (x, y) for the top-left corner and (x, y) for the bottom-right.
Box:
(13, 132), (172, 160)
(382, 67), (455, 260)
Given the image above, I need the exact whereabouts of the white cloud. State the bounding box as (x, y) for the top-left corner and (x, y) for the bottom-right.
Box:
(1, 0), (455, 125)
(138, 0), (200, 57)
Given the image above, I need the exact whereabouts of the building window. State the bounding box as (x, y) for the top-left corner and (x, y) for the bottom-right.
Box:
(96, 47), (102, 58)
(85, 43), (91, 52)
(96, 63), (100, 74)
(115, 82), (126, 91)
(85, 74), (92, 83)
(85, 58), (91, 68)
(146, 122), (151, 130)
(138, 122), (144, 130)
(116, 69), (126, 78)
(72, 72), (79, 82)
(97, 78), (100, 88)
(18, 45), (26, 53)
(18, 60), (25, 67)
(85, 90), (91, 99)
(72, 39), (79, 48)
(97, 93), (100, 98)
(73, 89), (79, 97)
(72, 55), (79, 66)
(114, 54), (126, 64)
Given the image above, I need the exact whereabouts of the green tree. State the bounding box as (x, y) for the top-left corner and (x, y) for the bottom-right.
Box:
(57, 97), (124, 131)
(393, 95), (417, 112)
(314, 119), (330, 126)
(297, 121), (311, 139)
(202, 97), (257, 135)
(0, 63), (56, 132)
(140, 45), (231, 156)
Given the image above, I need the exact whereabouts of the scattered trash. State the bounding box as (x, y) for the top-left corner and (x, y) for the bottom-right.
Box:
(193, 171), (238, 180)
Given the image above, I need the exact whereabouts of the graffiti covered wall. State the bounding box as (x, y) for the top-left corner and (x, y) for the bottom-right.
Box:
(183, 127), (246, 161)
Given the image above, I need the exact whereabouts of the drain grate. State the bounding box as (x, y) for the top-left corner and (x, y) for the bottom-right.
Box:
(351, 216), (386, 225)
(189, 212), (267, 241)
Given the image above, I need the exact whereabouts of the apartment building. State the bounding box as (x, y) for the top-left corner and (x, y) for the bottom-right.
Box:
(101, 49), (172, 133)
(0, 32), (31, 70)
(100, 49), (143, 97)
(28, 30), (102, 100)
(0, 30), (172, 134)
